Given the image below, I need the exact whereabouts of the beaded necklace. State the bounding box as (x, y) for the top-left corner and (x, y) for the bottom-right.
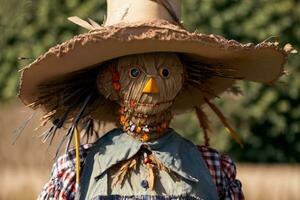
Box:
(118, 107), (171, 142)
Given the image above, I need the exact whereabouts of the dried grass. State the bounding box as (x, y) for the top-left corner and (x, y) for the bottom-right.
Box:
(237, 164), (300, 200)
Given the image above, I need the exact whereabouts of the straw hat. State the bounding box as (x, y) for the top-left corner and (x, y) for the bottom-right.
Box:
(19, 0), (293, 117)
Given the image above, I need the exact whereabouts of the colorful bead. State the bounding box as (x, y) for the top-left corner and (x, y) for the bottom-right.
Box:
(141, 134), (150, 142)
(130, 100), (135, 108)
(136, 126), (142, 133)
(143, 126), (150, 133)
(113, 82), (121, 91)
(120, 115), (126, 124)
(130, 124), (136, 132)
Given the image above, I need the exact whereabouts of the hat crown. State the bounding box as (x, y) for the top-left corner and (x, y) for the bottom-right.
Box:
(105, 0), (181, 26)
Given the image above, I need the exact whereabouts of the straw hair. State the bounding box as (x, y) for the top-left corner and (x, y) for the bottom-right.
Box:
(29, 52), (242, 128)
(27, 52), (249, 148)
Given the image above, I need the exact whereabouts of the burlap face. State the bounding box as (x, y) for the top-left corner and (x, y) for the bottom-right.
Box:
(97, 53), (184, 117)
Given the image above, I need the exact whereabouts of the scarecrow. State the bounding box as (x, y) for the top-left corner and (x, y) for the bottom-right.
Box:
(18, 0), (294, 200)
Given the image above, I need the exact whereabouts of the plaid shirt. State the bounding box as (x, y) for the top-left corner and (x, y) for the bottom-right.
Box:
(38, 145), (244, 200)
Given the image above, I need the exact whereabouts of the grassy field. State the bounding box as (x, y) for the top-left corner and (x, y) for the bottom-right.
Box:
(0, 101), (299, 200)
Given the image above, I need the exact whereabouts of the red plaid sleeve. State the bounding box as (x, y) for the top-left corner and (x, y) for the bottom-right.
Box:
(198, 146), (245, 200)
(37, 144), (92, 200)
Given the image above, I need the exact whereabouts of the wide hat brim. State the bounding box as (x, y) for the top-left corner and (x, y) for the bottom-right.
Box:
(19, 19), (289, 117)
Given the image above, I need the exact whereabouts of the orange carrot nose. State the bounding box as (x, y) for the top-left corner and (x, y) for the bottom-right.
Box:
(143, 78), (159, 93)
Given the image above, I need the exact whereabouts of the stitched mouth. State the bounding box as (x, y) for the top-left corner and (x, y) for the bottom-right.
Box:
(123, 99), (174, 108)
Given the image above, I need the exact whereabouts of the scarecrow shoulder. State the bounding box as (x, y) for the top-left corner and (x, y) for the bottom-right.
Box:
(37, 144), (93, 200)
(197, 145), (245, 200)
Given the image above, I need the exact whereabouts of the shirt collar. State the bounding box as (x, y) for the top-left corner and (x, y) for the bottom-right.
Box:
(93, 128), (212, 183)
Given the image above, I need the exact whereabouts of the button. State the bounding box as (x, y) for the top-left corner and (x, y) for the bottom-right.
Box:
(141, 180), (149, 189)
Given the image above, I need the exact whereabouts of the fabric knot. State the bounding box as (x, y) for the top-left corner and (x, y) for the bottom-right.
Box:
(220, 154), (244, 200)
(222, 179), (244, 200)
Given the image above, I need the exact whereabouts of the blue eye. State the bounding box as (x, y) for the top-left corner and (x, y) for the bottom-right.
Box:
(129, 68), (140, 78)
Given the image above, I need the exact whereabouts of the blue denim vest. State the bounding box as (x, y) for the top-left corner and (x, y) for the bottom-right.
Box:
(78, 129), (219, 200)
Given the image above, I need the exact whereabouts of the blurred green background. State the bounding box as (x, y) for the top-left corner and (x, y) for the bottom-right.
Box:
(0, 0), (299, 163)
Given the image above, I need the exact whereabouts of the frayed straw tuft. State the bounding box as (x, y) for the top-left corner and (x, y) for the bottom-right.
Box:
(204, 97), (244, 148)
(195, 107), (211, 146)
